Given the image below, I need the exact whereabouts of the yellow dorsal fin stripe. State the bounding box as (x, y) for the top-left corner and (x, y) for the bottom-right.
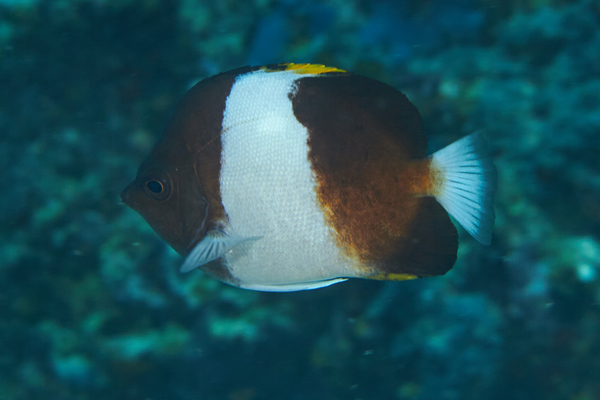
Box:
(369, 273), (419, 281)
(284, 63), (346, 74)
(265, 63), (346, 75)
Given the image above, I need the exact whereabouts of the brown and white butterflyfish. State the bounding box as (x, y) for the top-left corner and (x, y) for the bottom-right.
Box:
(121, 63), (496, 292)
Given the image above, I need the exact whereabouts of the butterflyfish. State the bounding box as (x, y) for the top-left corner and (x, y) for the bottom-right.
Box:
(121, 63), (496, 292)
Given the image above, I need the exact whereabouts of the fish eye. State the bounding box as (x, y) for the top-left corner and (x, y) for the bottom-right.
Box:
(146, 180), (164, 194)
(142, 173), (171, 201)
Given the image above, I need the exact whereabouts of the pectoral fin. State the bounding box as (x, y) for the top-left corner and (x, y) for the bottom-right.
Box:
(180, 232), (262, 273)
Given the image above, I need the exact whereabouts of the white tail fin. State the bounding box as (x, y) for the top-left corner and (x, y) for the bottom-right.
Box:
(430, 133), (496, 245)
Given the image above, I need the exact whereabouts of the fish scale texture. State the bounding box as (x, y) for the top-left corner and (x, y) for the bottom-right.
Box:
(219, 70), (354, 285)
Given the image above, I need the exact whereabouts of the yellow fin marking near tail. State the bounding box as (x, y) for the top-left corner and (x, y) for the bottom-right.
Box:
(369, 273), (419, 281)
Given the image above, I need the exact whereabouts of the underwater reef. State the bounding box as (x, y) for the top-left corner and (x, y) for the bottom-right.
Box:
(1, 0), (599, 399)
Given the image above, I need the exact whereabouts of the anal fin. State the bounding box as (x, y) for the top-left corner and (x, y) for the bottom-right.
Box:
(369, 197), (458, 279)
(238, 278), (348, 292)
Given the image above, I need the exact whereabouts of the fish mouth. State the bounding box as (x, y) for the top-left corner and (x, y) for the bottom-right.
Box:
(120, 181), (146, 212)
(120, 183), (136, 208)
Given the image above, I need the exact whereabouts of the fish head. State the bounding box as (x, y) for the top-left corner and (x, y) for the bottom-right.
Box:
(121, 136), (210, 256)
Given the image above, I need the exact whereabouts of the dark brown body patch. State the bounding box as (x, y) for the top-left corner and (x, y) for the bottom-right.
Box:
(291, 74), (458, 277)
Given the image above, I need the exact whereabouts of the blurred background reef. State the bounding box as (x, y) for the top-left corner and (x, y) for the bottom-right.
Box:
(1, 0), (600, 399)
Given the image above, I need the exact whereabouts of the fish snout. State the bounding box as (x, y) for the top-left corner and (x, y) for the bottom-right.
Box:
(120, 183), (135, 207)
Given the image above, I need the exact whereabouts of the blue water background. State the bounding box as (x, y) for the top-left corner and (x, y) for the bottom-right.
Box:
(1, 0), (599, 399)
